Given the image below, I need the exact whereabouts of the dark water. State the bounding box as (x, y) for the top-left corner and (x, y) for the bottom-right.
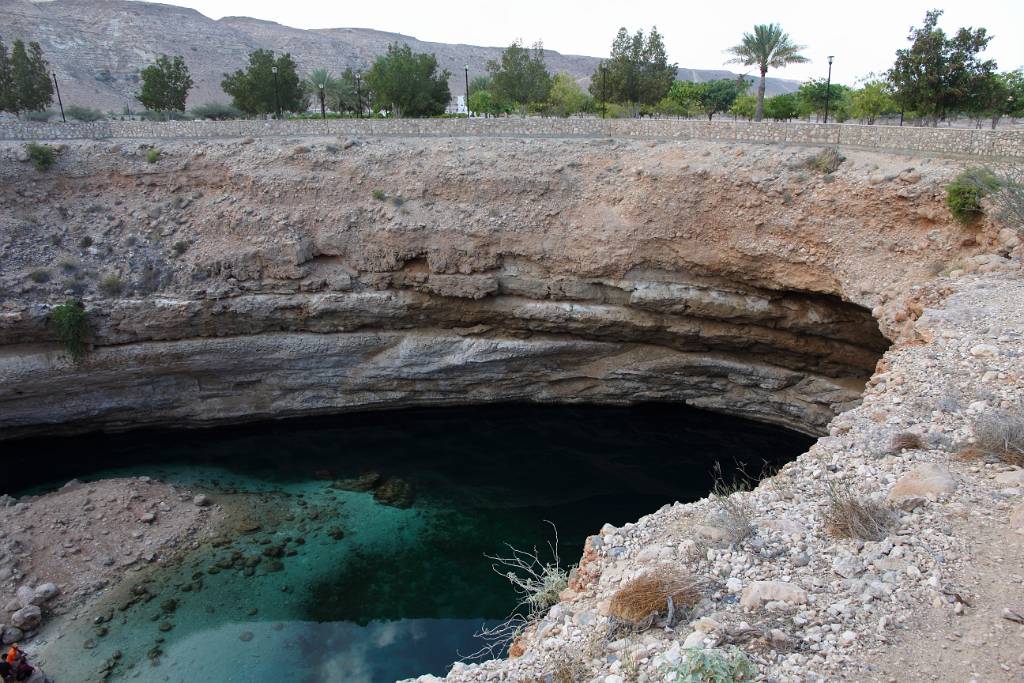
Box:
(5, 404), (813, 682)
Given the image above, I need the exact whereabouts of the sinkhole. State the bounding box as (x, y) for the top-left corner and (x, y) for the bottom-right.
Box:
(3, 402), (813, 683)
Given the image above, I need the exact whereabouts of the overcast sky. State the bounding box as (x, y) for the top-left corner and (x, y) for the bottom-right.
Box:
(136, 0), (1022, 84)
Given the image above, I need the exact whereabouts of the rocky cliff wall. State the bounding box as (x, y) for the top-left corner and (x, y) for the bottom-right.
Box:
(0, 134), (1015, 438)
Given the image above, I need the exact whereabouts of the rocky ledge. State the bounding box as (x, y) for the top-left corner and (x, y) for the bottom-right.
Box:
(0, 136), (1017, 437)
(407, 269), (1024, 683)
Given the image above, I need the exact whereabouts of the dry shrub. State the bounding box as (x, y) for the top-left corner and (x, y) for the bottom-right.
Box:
(548, 649), (588, 683)
(954, 445), (986, 462)
(810, 147), (844, 174)
(974, 412), (1024, 466)
(823, 483), (896, 541)
(706, 462), (755, 544)
(609, 568), (702, 630)
(891, 432), (924, 452)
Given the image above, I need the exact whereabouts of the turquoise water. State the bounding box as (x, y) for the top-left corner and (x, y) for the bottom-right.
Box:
(4, 404), (813, 682)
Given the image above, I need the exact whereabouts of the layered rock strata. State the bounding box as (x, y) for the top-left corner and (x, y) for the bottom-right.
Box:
(0, 135), (1009, 438)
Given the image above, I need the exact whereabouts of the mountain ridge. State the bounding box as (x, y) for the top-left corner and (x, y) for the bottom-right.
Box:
(0, 0), (801, 112)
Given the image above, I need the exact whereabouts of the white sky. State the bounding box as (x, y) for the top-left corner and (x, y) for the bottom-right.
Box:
(133, 0), (1023, 85)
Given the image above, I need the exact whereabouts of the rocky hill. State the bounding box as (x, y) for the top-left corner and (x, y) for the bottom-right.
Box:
(0, 0), (801, 112)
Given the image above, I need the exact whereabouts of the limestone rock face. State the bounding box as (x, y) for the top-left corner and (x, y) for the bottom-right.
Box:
(0, 136), (985, 438)
(887, 464), (956, 502)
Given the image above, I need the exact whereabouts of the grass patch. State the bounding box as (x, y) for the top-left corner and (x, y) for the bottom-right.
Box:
(704, 462), (755, 544)
(146, 148), (161, 164)
(973, 412), (1024, 466)
(78, 236), (94, 249)
(823, 482), (895, 541)
(608, 568), (702, 631)
(25, 142), (56, 171)
(29, 269), (51, 283)
(66, 105), (105, 122)
(946, 167), (999, 224)
(50, 299), (90, 362)
(372, 189), (386, 201)
(98, 274), (124, 297)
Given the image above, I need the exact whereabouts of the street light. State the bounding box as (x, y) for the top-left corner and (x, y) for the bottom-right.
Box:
(823, 55), (834, 124)
(464, 65), (470, 115)
(355, 72), (362, 119)
(52, 72), (66, 122)
(271, 65), (281, 119)
(600, 63), (608, 119)
(318, 82), (326, 120)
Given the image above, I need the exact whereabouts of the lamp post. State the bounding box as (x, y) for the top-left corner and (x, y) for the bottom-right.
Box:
(318, 82), (325, 120)
(464, 65), (470, 115)
(271, 65), (281, 119)
(823, 55), (834, 124)
(52, 72), (66, 122)
(355, 72), (362, 119)
(600, 63), (607, 119)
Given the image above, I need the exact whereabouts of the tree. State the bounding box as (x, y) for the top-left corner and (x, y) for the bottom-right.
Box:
(0, 38), (12, 114)
(365, 42), (450, 118)
(764, 92), (800, 121)
(468, 89), (504, 118)
(850, 80), (897, 124)
(729, 94), (758, 120)
(887, 10), (996, 125)
(727, 23), (808, 122)
(665, 80), (703, 117)
(5, 39), (52, 114)
(302, 68), (339, 118)
(967, 70), (1024, 129)
(138, 55), (193, 112)
(487, 41), (551, 113)
(696, 79), (743, 120)
(797, 78), (851, 121)
(222, 50), (303, 116)
(547, 72), (589, 117)
(589, 27), (677, 111)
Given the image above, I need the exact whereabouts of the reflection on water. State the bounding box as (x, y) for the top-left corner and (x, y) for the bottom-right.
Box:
(6, 404), (813, 682)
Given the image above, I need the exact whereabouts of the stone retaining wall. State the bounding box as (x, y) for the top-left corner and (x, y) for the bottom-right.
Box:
(2, 117), (1022, 158)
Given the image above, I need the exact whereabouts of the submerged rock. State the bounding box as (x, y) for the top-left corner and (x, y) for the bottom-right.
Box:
(332, 472), (382, 492)
(373, 478), (415, 509)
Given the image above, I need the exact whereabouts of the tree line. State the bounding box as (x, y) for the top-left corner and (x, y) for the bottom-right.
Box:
(3, 9), (1022, 127)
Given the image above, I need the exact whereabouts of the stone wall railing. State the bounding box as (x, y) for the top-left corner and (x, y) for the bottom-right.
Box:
(2, 117), (1022, 159)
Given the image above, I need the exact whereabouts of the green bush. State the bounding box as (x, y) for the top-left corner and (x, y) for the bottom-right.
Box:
(98, 274), (124, 297)
(661, 646), (756, 683)
(147, 148), (161, 164)
(25, 142), (56, 171)
(66, 105), (105, 122)
(172, 240), (189, 255)
(23, 110), (55, 122)
(50, 299), (91, 362)
(372, 189), (386, 201)
(78, 235), (94, 249)
(138, 110), (191, 121)
(29, 269), (51, 283)
(810, 147), (844, 174)
(189, 102), (243, 120)
(946, 167), (999, 224)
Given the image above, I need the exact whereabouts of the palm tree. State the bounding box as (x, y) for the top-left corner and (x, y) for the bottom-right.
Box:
(302, 68), (338, 119)
(727, 24), (808, 122)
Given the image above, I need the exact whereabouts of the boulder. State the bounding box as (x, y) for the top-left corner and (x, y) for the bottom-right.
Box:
(10, 605), (42, 630)
(995, 469), (1024, 487)
(15, 586), (34, 609)
(1010, 503), (1024, 531)
(331, 472), (381, 493)
(2, 625), (24, 645)
(193, 494), (212, 507)
(32, 583), (59, 605)
(887, 463), (955, 502)
(373, 478), (415, 509)
(740, 581), (808, 610)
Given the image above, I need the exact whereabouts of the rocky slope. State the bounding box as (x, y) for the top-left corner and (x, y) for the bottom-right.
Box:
(0, 135), (1014, 440)
(0, 0), (801, 112)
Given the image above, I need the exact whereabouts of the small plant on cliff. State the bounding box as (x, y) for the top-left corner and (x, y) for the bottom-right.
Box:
(25, 142), (56, 171)
(98, 274), (124, 297)
(50, 299), (91, 362)
(172, 240), (190, 256)
(372, 189), (386, 201)
(29, 269), (51, 284)
(823, 482), (895, 541)
(147, 148), (161, 164)
(468, 521), (573, 660)
(983, 164), (1024, 236)
(946, 167), (999, 224)
(660, 646), (756, 683)
(704, 462), (755, 544)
